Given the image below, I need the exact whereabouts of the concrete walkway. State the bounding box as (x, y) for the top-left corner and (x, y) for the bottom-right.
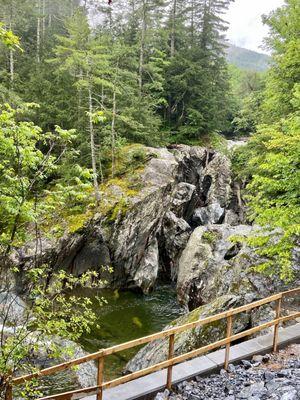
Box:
(83, 323), (300, 400)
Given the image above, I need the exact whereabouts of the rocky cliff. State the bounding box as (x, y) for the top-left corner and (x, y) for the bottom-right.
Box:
(14, 145), (245, 296)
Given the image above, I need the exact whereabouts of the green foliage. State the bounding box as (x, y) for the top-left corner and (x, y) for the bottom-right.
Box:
(233, 114), (300, 280)
(0, 23), (21, 49)
(0, 101), (103, 396)
(202, 230), (220, 246)
(230, 0), (300, 280)
(261, 0), (300, 122)
(231, 92), (263, 135)
(227, 65), (265, 136)
(0, 0), (236, 153)
(0, 267), (104, 398)
(0, 104), (80, 251)
(40, 163), (94, 236)
(110, 144), (148, 176)
(97, 146), (150, 221)
(164, 0), (233, 139)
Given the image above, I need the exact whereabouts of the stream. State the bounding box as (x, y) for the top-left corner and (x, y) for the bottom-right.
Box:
(77, 285), (184, 379)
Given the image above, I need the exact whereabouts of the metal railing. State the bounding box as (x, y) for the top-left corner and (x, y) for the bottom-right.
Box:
(8, 287), (300, 400)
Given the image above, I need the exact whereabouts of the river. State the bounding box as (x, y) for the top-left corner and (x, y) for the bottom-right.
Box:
(76, 285), (183, 379)
(30, 285), (183, 397)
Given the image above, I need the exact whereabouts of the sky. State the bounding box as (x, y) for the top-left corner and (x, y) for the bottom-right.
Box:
(225, 0), (284, 54)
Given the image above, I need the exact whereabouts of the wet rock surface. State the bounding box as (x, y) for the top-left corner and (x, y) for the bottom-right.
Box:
(154, 345), (300, 400)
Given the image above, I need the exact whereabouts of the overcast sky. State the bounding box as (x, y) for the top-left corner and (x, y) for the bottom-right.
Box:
(225, 0), (284, 54)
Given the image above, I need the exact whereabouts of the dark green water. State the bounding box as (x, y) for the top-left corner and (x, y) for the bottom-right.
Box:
(76, 285), (183, 380)
(17, 285), (182, 398)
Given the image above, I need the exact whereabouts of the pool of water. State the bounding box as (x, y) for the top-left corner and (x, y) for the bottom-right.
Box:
(16, 285), (183, 398)
(76, 285), (183, 380)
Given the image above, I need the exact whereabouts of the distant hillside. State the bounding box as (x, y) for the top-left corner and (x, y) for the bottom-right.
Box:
(226, 44), (271, 72)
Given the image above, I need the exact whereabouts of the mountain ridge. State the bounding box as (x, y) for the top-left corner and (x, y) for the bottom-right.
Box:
(226, 44), (271, 72)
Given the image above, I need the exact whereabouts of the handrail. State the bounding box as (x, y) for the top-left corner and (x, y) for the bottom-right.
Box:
(9, 287), (300, 400)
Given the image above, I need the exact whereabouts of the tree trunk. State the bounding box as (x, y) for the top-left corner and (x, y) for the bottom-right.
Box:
(138, 0), (146, 96)
(9, 6), (14, 84)
(9, 49), (14, 83)
(190, 0), (195, 45)
(167, 0), (177, 124)
(42, 0), (46, 39)
(9, 19), (14, 84)
(111, 87), (117, 177)
(78, 68), (83, 126)
(69, 0), (74, 16)
(108, 2), (113, 32)
(4, 383), (12, 400)
(36, 0), (41, 63)
(48, 13), (52, 28)
(98, 149), (104, 184)
(88, 86), (101, 204)
(170, 0), (177, 57)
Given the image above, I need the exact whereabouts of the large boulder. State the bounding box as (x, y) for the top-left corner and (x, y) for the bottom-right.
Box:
(29, 337), (97, 390)
(176, 224), (299, 311)
(132, 238), (159, 293)
(177, 224), (254, 309)
(126, 221), (300, 373)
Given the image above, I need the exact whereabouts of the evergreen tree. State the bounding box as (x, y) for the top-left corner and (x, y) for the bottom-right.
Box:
(164, 0), (233, 140)
(51, 9), (111, 203)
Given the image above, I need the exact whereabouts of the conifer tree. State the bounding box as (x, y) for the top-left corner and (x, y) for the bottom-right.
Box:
(51, 9), (111, 203)
(164, 0), (233, 139)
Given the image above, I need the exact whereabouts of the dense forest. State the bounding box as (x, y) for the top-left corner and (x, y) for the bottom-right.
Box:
(0, 0), (267, 249)
(0, 0), (299, 398)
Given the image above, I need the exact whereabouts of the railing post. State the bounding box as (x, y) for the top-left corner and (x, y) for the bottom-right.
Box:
(97, 356), (104, 400)
(166, 334), (175, 390)
(224, 315), (233, 370)
(273, 296), (282, 353)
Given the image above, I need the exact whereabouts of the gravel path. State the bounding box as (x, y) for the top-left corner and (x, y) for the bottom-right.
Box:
(155, 345), (300, 400)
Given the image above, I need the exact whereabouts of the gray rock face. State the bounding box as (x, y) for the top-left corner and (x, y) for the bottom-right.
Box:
(176, 223), (298, 310)
(28, 337), (97, 389)
(192, 203), (225, 226)
(5, 143), (300, 386)
(109, 146), (244, 292)
(132, 238), (159, 293)
(126, 220), (299, 372)
(0, 291), (27, 327)
(202, 152), (231, 208)
(161, 211), (191, 281)
(14, 145), (243, 294)
(0, 270), (28, 326)
(176, 224), (254, 309)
